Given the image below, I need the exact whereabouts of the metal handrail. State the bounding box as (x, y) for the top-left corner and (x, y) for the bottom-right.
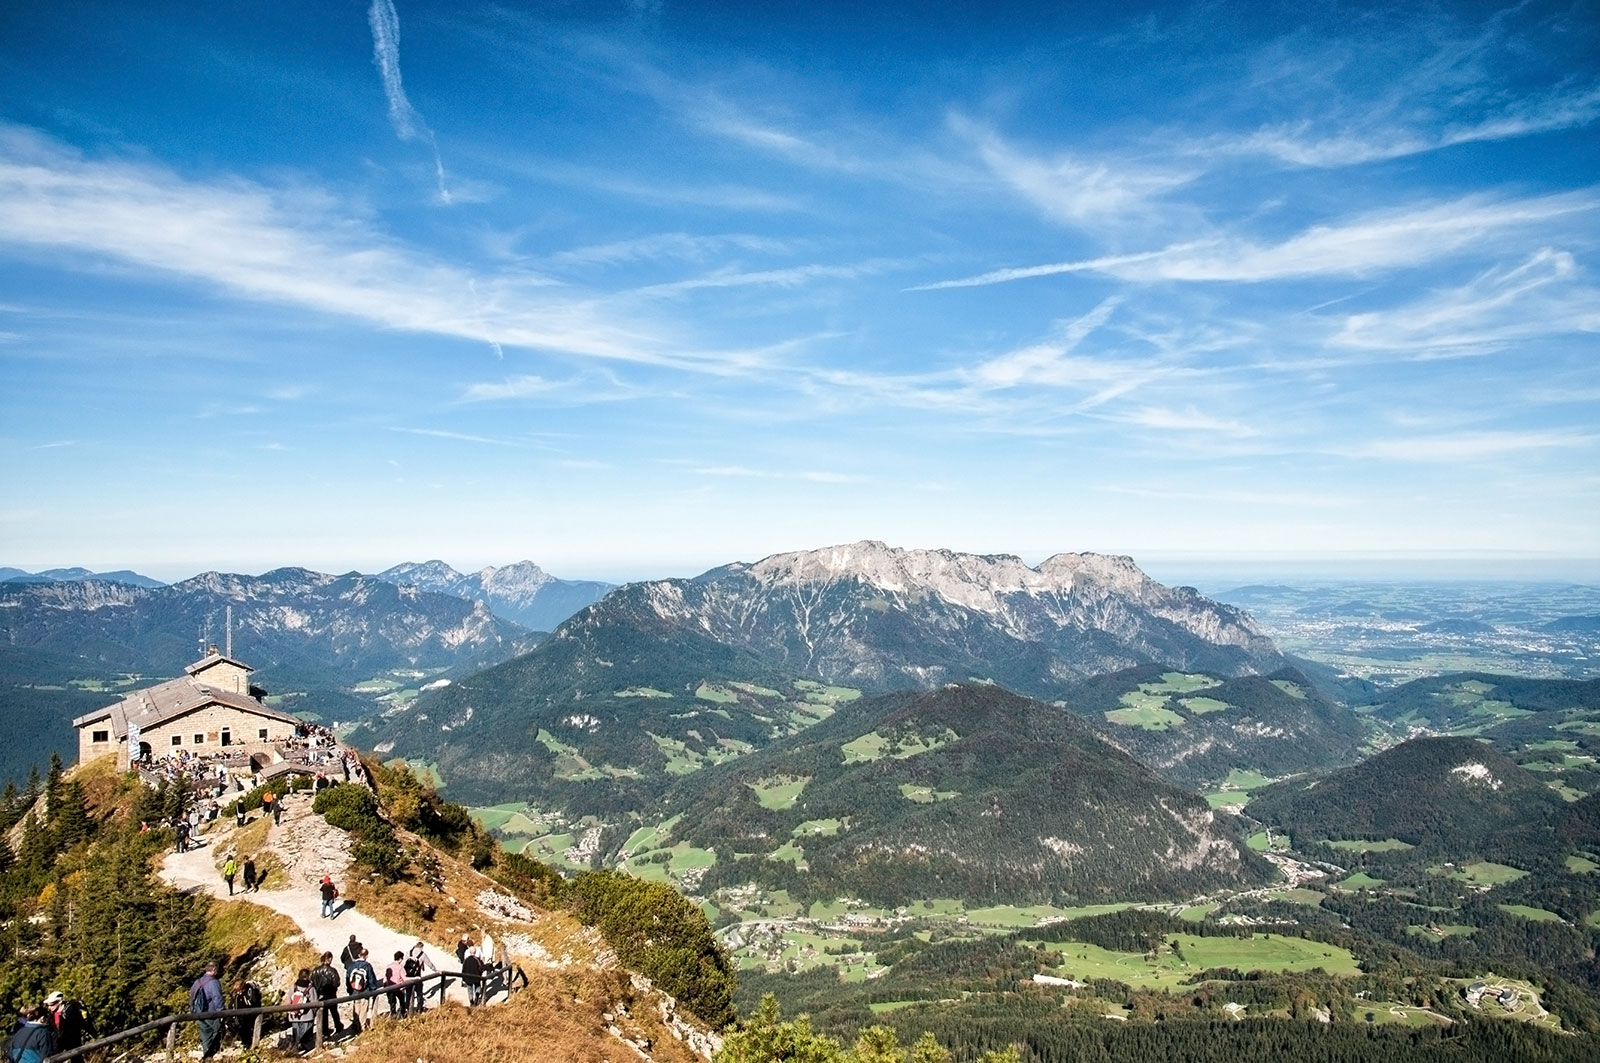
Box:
(41, 965), (528, 1063)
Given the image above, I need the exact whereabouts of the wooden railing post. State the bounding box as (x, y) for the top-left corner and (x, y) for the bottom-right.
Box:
(164, 1022), (177, 1062)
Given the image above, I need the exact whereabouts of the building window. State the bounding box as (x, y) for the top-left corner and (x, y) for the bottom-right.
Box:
(92, 730), (109, 743)
(171, 735), (182, 746)
(192, 733), (204, 745)
(258, 728), (269, 740)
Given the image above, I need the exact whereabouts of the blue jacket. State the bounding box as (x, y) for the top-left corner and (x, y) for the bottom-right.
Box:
(189, 973), (224, 1014)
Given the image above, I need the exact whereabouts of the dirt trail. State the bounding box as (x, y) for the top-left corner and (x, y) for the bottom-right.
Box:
(159, 791), (469, 1008)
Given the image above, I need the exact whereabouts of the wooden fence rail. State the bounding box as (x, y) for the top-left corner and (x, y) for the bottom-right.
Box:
(42, 966), (528, 1063)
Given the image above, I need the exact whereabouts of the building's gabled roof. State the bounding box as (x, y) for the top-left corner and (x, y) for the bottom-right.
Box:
(184, 653), (254, 677)
(73, 671), (300, 737)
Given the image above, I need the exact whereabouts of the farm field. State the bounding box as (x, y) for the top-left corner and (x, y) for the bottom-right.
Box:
(1434, 861), (1529, 886)
(1030, 933), (1361, 991)
(1326, 838), (1415, 853)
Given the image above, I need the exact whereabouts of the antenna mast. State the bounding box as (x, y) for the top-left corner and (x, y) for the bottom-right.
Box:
(225, 604), (233, 659)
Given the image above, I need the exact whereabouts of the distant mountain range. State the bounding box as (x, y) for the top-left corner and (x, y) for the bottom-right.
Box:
(363, 542), (1294, 811)
(372, 559), (613, 632)
(1, 566), (165, 588)
(594, 542), (1285, 692)
(0, 568), (535, 784)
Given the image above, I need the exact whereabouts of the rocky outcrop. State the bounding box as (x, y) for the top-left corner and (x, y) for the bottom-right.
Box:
(586, 541), (1283, 696)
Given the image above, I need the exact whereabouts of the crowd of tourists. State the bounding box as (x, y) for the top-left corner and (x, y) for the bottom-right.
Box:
(4, 992), (92, 1063)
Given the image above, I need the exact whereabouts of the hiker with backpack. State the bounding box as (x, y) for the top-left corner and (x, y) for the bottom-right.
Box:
(287, 970), (313, 1051)
(43, 992), (91, 1056)
(319, 875), (339, 919)
(309, 952), (346, 1043)
(406, 941), (436, 1013)
(229, 980), (261, 1048)
(345, 948), (379, 1030)
(242, 854), (258, 892)
(188, 961), (225, 1059)
(222, 854), (238, 896)
(5, 1005), (51, 1063)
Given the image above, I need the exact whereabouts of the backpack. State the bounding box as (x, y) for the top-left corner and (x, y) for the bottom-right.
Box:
(403, 956), (421, 978)
(347, 967), (368, 993)
(288, 987), (309, 1020)
(7, 1025), (49, 1063)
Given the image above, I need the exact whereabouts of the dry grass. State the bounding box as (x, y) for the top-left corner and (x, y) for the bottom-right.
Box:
(338, 829), (608, 972)
(340, 967), (703, 1063)
(203, 896), (321, 987)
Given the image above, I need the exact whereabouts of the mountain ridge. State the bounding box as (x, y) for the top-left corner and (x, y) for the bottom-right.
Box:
(614, 541), (1285, 694)
(374, 558), (614, 632)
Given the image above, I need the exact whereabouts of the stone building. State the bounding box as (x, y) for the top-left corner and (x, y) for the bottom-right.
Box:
(73, 651), (303, 769)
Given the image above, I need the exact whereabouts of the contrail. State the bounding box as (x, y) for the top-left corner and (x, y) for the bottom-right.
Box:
(367, 0), (452, 203)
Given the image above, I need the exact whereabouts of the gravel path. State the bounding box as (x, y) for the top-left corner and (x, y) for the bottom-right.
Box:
(159, 793), (469, 1009)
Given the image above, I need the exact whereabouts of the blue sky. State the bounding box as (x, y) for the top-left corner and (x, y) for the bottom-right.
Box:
(1, 0), (1597, 583)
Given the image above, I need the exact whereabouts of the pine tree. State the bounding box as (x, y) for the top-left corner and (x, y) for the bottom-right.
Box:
(17, 812), (56, 875)
(45, 753), (64, 821)
(24, 765), (41, 804)
(54, 781), (92, 850)
(0, 779), (19, 833)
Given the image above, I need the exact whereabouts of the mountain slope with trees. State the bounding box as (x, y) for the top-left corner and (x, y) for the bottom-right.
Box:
(650, 685), (1274, 906)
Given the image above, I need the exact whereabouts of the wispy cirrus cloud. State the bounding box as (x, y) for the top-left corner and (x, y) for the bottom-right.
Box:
(1112, 406), (1258, 437)
(0, 125), (759, 373)
(367, 0), (452, 203)
(918, 191), (1599, 289)
(458, 375), (559, 402)
(1206, 83), (1600, 169)
(1330, 249), (1600, 353)
(633, 259), (903, 297)
(1342, 429), (1594, 463)
(952, 116), (1196, 231)
(545, 232), (793, 269)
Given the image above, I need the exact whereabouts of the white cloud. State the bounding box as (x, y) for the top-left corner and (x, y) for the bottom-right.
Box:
(460, 375), (558, 401)
(546, 232), (792, 269)
(634, 260), (900, 296)
(953, 116), (1195, 228)
(1330, 249), (1600, 353)
(920, 191), (1600, 289)
(1113, 406), (1258, 437)
(1344, 430), (1594, 462)
(367, 0), (452, 203)
(1209, 84), (1600, 169)
(0, 126), (757, 372)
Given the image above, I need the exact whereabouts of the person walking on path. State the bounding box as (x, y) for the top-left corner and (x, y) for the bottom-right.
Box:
(6, 1005), (53, 1063)
(222, 854), (238, 896)
(319, 875), (339, 919)
(287, 970), (313, 1052)
(242, 854), (258, 893)
(383, 952), (409, 1018)
(339, 934), (363, 971)
(345, 948), (379, 1031)
(44, 991), (90, 1056)
(229, 980), (260, 1049)
(188, 961), (226, 1059)
(461, 947), (484, 1007)
(309, 952), (346, 1044)
(406, 941), (437, 1013)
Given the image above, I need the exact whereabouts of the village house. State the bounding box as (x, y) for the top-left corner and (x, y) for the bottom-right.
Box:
(72, 650), (303, 770)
